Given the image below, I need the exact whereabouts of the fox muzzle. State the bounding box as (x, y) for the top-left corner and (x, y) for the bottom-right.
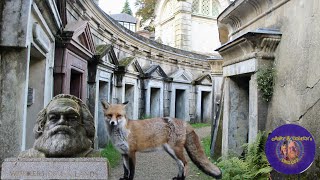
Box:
(110, 120), (117, 126)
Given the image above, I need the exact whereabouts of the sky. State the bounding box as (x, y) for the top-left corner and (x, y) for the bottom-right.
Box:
(99, 0), (137, 15)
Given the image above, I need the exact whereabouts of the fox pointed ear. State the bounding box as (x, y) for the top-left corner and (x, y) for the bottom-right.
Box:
(101, 100), (110, 109)
(122, 101), (129, 106)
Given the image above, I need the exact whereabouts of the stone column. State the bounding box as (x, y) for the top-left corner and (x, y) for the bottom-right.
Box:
(174, 0), (192, 51)
(249, 74), (258, 144)
(222, 77), (230, 156)
(212, 75), (223, 120)
(249, 73), (268, 143)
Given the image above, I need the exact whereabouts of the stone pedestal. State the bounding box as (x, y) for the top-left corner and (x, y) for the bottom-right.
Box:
(1, 158), (109, 179)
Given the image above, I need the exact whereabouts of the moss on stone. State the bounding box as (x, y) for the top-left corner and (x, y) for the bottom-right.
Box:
(119, 56), (135, 66)
(96, 44), (111, 56)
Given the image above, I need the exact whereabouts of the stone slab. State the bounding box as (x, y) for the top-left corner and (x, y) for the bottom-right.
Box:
(1, 158), (109, 180)
(223, 58), (256, 77)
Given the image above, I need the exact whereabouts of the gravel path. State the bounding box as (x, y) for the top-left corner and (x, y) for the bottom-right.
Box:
(109, 126), (213, 180)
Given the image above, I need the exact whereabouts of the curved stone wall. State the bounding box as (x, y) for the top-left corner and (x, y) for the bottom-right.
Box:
(63, 0), (223, 148)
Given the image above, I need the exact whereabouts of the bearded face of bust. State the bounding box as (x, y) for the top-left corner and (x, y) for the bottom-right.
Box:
(33, 97), (92, 157)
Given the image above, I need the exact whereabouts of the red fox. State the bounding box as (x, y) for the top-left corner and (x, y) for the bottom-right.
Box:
(101, 101), (222, 180)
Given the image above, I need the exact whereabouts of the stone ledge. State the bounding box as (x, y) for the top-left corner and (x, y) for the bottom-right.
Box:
(1, 158), (109, 179)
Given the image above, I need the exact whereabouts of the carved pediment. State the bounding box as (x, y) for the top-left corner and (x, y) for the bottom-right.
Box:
(95, 44), (118, 65)
(170, 69), (193, 83)
(58, 20), (96, 59)
(118, 57), (144, 75)
(193, 74), (212, 85)
(144, 65), (171, 80)
(64, 20), (95, 53)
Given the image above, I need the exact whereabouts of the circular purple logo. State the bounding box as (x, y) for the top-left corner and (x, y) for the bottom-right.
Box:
(265, 124), (316, 174)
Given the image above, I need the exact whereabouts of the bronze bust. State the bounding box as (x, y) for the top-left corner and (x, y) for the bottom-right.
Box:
(19, 94), (100, 158)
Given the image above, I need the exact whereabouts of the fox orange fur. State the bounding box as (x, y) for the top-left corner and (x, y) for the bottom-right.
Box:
(101, 101), (222, 180)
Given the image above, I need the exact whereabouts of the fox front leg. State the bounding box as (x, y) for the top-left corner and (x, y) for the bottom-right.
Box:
(120, 154), (129, 180)
(120, 153), (136, 180)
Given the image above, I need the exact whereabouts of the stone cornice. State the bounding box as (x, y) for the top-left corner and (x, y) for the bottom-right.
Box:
(218, 0), (291, 37)
(78, 0), (211, 70)
(216, 29), (281, 67)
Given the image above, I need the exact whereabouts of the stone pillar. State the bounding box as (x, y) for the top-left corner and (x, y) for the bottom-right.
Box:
(249, 73), (268, 143)
(0, 0), (32, 165)
(212, 75), (223, 120)
(210, 75), (223, 156)
(249, 74), (258, 144)
(222, 77), (230, 156)
(0, 48), (30, 164)
(174, 0), (192, 51)
(87, 82), (97, 148)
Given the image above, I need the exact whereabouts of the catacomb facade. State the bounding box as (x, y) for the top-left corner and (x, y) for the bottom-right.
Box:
(0, 0), (223, 162)
(217, 0), (320, 169)
(218, 30), (282, 155)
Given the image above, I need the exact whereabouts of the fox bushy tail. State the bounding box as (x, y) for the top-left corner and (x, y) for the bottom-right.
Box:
(184, 125), (222, 179)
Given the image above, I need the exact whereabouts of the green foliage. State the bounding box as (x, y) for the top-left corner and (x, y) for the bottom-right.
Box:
(257, 67), (275, 102)
(201, 136), (212, 158)
(217, 131), (272, 180)
(101, 142), (121, 168)
(139, 114), (152, 119)
(121, 0), (133, 15)
(190, 123), (211, 129)
(135, 0), (156, 26)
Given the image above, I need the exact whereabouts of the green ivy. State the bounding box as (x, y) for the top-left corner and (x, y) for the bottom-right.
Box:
(257, 67), (275, 102)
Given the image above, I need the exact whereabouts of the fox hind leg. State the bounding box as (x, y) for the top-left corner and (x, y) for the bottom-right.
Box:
(163, 144), (188, 180)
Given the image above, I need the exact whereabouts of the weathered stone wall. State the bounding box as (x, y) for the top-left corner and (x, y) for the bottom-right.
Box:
(265, 0), (320, 154)
(0, 0), (61, 164)
(218, 0), (320, 160)
(0, 48), (29, 167)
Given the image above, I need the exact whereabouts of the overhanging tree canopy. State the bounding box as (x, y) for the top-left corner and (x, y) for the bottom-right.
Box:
(135, 0), (156, 25)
